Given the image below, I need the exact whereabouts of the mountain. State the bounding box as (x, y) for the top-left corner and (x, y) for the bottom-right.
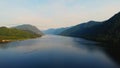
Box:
(0, 26), (42, 42)
(60, 21), (102, 37)
(14, 24), (44, 35)
(60, 12), (120, 45)
(43, 27), (70, 35)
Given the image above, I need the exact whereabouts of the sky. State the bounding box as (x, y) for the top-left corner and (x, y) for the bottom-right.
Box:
(0, 0), (120, 30)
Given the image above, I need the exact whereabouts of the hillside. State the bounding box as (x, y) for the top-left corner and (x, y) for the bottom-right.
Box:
(14, 24), (44, 35)
(60, 12), (120, 45)
(60, 21), (102, 37)
(0, 25), (43, 43)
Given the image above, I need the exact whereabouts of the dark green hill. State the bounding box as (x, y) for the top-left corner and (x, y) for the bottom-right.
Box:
(60, 12), (120, 45)
(60, 21), (102, 37)
(0, 26), (42, 42)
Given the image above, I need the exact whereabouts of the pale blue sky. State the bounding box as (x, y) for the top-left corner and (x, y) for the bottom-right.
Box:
(0, 0), (120, 30)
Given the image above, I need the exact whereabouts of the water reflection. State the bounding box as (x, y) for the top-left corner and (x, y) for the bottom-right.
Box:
(103, 47), (120, 65)
(0, 43), (9, 49)
(0, 35), (119, 68)
(73, 38), (120, 67)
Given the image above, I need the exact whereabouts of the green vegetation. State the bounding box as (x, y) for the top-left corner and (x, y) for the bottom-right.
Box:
(60, 12), (120, 46)
(0, 27), (42, 42)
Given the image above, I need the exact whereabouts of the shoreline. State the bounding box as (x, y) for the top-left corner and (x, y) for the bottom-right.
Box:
(0, 40), (12, 43)
(0, 36), (42, 43)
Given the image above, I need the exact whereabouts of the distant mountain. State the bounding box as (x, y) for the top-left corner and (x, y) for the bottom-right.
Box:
(43, 27), (70, 35)
(60, 12), (120, 45)
(14, 24), (44, 35)
(60, 21), (102, 37)
(0, 26), (42, 42)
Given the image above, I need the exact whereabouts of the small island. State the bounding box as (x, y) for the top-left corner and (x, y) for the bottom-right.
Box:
(0, 24), (44, 43)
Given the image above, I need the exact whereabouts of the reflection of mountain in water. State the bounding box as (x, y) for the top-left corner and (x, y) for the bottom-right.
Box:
(0, 43), (9, 49)
(0, 42), (19, 49)
(0, 35), (119, 68)
(73, 39), (120, 66)
(103, 47), (120, 65)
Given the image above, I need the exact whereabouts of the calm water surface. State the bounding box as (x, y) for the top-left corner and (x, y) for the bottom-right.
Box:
(0, 35), (119, 68)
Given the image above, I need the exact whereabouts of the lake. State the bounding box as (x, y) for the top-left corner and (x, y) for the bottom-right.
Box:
(0, 35), (119, 68)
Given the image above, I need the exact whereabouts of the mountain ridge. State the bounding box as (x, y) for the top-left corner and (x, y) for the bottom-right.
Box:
(60, 11), (120, 45)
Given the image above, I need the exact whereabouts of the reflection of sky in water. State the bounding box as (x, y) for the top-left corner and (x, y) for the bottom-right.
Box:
(0, 35), (119, 68)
